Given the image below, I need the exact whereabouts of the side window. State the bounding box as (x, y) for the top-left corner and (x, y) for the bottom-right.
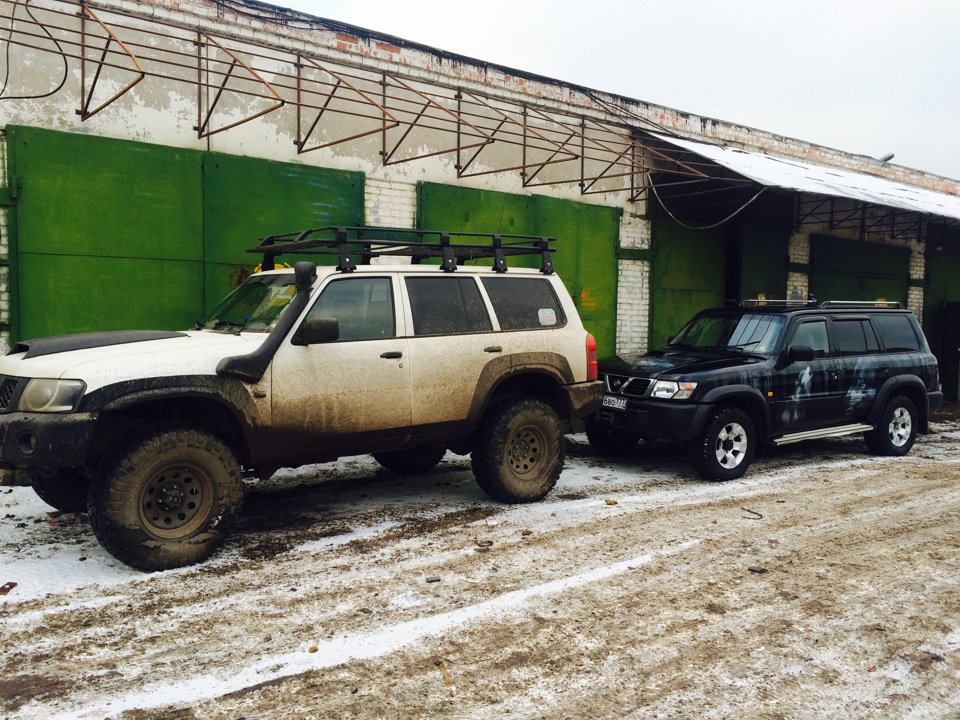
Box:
(481, 277), (566, 331)
(834, 319), (879, 356)
(873, 314), (921, 352)
(306, 277), (395, 341)
(790, 320), (829, 358)
(405, 277), (492, 336)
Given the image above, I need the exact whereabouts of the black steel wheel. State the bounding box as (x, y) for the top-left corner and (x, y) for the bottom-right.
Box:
(865, 395), (918, 456)
(88, 428), (244, 571)
(472, 399), (565, 503)
(691, 407), (755, 481)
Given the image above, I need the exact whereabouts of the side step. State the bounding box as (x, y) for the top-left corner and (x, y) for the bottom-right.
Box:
(773, 423), (873, 446)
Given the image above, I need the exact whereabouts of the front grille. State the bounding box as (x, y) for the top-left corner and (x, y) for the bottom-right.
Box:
(602, 374), (651, 398)
(0, 377), (17, 411)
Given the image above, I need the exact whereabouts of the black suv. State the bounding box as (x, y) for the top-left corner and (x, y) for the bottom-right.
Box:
(589, 301), (942, 480)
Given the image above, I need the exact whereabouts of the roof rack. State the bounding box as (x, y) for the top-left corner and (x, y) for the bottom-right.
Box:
(819, 300), (903, 309)
(740, 299), (817, 307)
(247, 226), (556, 274)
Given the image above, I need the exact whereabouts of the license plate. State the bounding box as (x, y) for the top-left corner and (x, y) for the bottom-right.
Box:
(602, 395), (627, 410)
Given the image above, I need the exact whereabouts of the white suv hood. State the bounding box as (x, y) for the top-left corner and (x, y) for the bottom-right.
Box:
(0, 331), (266, 392)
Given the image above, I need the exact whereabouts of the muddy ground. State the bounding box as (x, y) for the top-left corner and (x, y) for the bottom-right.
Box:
(2, 407), (959, 719)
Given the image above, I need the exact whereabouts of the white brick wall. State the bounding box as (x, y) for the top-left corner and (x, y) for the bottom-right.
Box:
(0, 130), (8, 352)
(364, 178), (417, 228)
(616, 259), (649, 355)
(619, 212), (651, 250)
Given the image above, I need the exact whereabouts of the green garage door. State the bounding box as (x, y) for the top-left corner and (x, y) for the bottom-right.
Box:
(6, 127), (363, 341)
(8, 127), (205, 339)
(417, 183), (621, 357)
(810, 235), (909, 305)
(650, 219), (727, 349)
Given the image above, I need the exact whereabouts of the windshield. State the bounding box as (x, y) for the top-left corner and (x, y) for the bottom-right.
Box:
(669, 312), (784, 354)
(200, 274), (298, 333)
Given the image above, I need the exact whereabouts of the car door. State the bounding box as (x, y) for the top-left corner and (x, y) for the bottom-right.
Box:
(771, 317), (842, 432)
(402, 275), (497, 429)
(832, 316), (882, 421)
(270, 274), (411, 446)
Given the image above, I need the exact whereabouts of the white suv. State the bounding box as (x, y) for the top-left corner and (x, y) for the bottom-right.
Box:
(0, 228), (602, 570)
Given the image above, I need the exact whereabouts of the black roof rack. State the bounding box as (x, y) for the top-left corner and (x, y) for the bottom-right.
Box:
(247, 226), (556, 274)
(740, 299), (817, 307)
(818, 300), (903, 309)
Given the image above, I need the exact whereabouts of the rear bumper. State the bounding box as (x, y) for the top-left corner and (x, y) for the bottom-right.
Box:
(0, 412), (98, 469)
(562, 380), (605, 421)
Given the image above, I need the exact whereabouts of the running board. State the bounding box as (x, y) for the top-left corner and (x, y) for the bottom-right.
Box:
(773, 423), (873, 446)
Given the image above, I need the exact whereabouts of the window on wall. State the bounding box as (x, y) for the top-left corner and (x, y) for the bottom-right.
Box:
(405, 277), (492, 336)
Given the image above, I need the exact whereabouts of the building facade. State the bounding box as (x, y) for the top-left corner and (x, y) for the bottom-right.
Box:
(1, 0), (959, 393)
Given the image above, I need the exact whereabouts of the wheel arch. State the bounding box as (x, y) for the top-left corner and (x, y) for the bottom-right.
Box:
(868, 376), (929, 432)
(698, 385), (771, 440)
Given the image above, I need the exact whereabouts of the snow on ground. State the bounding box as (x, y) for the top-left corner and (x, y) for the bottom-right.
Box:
(2, 418), (960, 719)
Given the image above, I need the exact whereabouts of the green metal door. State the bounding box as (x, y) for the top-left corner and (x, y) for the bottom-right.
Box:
(7, 126), (205, 338)
(417, 183), (620, 357)
(810, 236), (908, 305)
(739, 224), (788, 301)
(202, 153), (363, 313)
(650, 219), (727, 349)
(6, 127), (365, 340)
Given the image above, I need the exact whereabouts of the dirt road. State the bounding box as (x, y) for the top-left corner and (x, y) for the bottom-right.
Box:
(2, 412), (959, 719)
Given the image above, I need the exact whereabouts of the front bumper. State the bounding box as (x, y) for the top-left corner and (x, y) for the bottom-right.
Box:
(0, 412), (99, 469)
(593, 397), (711, 442)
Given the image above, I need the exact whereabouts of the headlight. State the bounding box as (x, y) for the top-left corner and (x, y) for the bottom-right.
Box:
(18, 379), (86, 412)
(650, 379), (697, 400)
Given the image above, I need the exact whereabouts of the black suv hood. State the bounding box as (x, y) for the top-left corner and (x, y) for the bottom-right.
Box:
(600, 348), (764, 378)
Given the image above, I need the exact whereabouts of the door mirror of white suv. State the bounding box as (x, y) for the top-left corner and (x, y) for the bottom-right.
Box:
(300, 317), (339, 345)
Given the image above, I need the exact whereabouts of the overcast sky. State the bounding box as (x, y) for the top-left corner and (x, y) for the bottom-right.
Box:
(273, 0), (960, 181)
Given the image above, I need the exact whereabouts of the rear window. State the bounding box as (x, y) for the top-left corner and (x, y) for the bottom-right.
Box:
(872, 314), (921, 352)
(481, 277), (566, 331)
(405, 276), (492, 336)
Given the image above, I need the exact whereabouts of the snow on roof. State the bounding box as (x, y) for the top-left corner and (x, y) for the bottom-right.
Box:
(651, 133), (960, 221)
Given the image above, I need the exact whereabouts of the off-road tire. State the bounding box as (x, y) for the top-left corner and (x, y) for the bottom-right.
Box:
(373, 447), (446, 474)
(472, 399), (565, 503)
(691, 407), (755, 481)
(585, 421), (641, 455)
(865, 395), (918, 456)
(88, 428), (244, 571)
(30, 468), (91, 513)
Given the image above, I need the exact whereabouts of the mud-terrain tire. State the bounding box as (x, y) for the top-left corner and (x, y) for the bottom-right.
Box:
(585, 421), (641, 455)
(88, 428), (244, 571)
(865, 395), (918, 456)
(374, 447), (446, 474)
(691, 407), (755, 481)
(30, 468), (91, 513)
(472, 399), (565, 503)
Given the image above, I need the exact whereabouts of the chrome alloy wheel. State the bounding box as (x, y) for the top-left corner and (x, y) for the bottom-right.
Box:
(714, 421), (749, 469)
(887, 406), (913, 448)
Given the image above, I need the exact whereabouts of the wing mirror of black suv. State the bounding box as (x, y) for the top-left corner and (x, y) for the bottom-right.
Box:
(786, 345), (815, 363)
(299, 317), (340, 345)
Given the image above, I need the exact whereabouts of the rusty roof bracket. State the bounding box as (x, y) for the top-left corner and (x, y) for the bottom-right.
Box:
(77, 3), (144, 120)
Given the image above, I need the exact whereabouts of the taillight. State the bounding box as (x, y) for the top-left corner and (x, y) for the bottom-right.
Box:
(586, 333), (598, 381)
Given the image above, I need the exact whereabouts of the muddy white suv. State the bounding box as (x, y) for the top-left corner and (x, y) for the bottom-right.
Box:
(0, 227), (602, 570)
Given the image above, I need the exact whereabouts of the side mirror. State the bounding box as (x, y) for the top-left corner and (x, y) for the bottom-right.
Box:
(787, 345), (815, 363)
(299, 317), (339, 345)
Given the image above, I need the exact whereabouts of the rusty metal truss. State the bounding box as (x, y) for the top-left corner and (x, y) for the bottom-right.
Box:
(796, 195), (933, 242)
(0, 0), (722, 199)
(1, 0), (955, 238)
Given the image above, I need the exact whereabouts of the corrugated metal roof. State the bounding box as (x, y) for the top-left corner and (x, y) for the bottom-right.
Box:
(650, 133), (960, 222)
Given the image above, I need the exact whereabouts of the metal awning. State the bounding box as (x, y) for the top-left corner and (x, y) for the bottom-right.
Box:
(649, 133), (960, 222)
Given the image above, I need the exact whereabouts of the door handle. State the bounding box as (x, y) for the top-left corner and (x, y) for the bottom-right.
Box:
(484, 346), (503, 353)
(380, 351), (403, 359)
